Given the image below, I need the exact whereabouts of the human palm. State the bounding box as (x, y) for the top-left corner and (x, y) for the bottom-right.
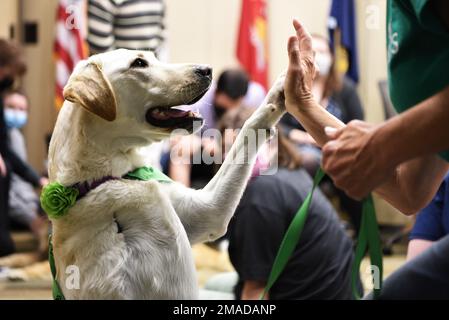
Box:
(285, 19), (318, 113)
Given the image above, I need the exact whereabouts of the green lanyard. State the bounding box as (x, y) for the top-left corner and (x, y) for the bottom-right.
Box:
(352, 195), (383, 299)
(261, 167), (383, 300)
(49, 235), (65, 300)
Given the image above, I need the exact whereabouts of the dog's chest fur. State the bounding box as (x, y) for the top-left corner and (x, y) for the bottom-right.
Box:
(53, 180), (198, 299)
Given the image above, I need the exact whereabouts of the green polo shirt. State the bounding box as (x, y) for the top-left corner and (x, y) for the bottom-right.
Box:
(387, 0), (449, 161)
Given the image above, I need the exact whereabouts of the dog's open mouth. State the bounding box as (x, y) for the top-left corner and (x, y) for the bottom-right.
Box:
(145, 90), (207, 129)
(146, 107), (203, 128)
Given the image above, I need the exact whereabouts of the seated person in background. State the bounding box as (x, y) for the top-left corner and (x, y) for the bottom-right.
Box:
(87, 0), (166, 56)
(280, 34), (365, 234)
(222, 108), (359, 300)
(0, 39), (46, 257)
(407, 172), (449, 261)
(168, 69), (265, 188)
(194, 68), (264, 131)
(3, 90), (46, 237)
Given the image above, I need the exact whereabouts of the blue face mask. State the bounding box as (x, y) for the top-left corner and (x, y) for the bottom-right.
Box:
(4, 108), (28, 129)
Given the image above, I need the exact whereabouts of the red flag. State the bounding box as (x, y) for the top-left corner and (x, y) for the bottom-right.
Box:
(236, 0), (269, 90)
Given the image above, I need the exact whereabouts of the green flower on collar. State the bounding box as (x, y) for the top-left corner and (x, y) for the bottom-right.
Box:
(40, 182), (79, 219)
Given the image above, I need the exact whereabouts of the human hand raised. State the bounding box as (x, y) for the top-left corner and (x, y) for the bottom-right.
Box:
(284, 19), (318, 115)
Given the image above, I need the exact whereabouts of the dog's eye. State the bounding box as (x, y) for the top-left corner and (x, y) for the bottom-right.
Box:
(130, 58), (149, 68)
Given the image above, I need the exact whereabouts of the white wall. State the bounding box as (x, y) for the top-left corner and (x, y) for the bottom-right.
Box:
(356, 0), (388, 124)
(0, 0), (18, 39)
(21, 0), (59, 172)
(166, 0), (331, 85)
(268, 0), (331, 84)
(165, 0), (240, 72)
(166, 0), (387, 122)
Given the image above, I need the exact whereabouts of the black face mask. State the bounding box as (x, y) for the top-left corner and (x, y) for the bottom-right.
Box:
(0, 77), (14, 92)
(213, 104), (227, 120)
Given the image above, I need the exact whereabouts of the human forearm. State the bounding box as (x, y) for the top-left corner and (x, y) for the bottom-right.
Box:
(284, 19), (345, 147)
(372, 85), (449, 167)
(375, 155), (449, 215)
(284, 18), (449, 213)
(7, 149), (40, 187)
(370, 86), (449, 213)
(287, 101), (344, 147)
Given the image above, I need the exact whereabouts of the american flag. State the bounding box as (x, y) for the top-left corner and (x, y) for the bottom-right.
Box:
(54, 0), (88, 110)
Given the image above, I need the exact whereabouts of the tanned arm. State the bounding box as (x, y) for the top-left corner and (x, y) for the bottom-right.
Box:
(241, 280), (268, 300)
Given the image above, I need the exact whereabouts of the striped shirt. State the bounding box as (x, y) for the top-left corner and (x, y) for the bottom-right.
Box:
(88, 0), (165, 53)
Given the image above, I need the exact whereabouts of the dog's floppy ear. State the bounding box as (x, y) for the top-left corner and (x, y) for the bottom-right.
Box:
(63, 62), (117, 121)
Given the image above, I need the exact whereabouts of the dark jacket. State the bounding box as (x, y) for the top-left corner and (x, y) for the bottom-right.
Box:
(0, 100), (40, 187)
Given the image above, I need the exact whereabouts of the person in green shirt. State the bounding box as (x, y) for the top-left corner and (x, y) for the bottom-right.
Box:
(284, 0), (449, 299)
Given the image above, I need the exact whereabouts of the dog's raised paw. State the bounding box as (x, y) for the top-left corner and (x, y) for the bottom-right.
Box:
(265, 73), (286, 109)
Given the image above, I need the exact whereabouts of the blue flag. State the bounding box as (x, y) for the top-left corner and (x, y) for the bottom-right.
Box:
(328, 0), (359, 83)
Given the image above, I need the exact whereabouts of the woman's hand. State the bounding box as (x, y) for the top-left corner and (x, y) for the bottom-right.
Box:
(285, 19), (318, 114)
(0, 153), (7, 177)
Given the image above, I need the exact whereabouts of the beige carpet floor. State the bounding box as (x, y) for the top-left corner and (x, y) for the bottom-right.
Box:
(0, 243), (406, 300)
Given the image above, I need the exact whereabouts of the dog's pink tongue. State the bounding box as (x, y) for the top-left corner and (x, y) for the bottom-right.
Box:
(151, 108), (189, 120)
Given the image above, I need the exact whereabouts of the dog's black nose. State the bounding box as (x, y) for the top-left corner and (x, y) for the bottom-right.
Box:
(195, 66), (212, 78)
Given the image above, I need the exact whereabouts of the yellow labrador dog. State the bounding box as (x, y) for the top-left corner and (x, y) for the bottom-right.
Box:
(48, 49), (285, 299)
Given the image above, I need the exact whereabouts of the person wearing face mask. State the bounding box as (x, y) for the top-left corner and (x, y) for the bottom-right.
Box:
(4, 105), (28, 129)
(279, 34), (365, 233)
(0, 39), (46, 257)
(3, 91), (46, 240)
(196, 69), (251, 132)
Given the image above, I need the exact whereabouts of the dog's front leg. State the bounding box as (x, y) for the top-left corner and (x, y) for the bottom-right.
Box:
(165, 75), (286, 244)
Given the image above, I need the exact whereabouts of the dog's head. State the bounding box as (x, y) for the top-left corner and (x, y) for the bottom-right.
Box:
(63, 49), (212, 141)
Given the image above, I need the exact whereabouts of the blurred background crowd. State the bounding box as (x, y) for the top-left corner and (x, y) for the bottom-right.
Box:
(0, 0), (417, 299)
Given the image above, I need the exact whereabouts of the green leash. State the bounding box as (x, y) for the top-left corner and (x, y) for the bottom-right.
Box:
(261, 167), (383, 300)
(48, 235), (65, 300)
(351, 195), (383, 299)
(45, 166), (172, 300)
